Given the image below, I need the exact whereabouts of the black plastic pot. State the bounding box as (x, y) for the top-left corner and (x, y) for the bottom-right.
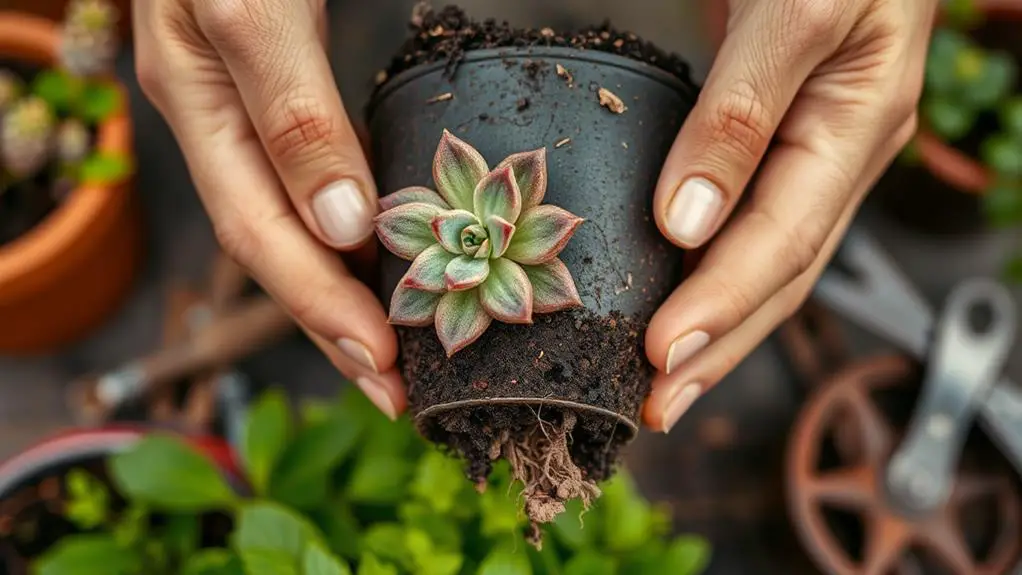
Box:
(369, 47), (698, 473)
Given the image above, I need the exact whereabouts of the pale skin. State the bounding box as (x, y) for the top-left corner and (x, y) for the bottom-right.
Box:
(134, 0), (936, 431)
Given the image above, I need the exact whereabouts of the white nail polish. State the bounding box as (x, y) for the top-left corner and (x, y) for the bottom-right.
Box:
(355, 376), (397, 421)
(312, 179), (373, 247)
(337, 338), (378, 373)
(662, 383), (703, 433)
(665, 177), (724, 246)
(665, 331), (710, 374)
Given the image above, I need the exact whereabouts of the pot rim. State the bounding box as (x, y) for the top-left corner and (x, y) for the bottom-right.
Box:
(917, 0), (1022, 195)
(368, 46), (699, 121)
(0, 12), (133, 300)
(416, 397), (640, 434)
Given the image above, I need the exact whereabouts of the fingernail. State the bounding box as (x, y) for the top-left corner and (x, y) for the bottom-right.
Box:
(665, 177), (724, 246)
(665, 330), (710, 374)
(336, 338), (378, 373)
(355, 376), (397, 421)
(662, 382), (702, 433)
(312, 179), (373, 247)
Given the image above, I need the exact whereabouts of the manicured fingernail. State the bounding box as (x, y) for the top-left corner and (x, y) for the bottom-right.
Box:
(662, 382), (702, 433)
(665, 330), (710, 374)
(312, 179), (373, 247)
(337, 337), (378, 373)
(355, 376), (397, 421)
(665, 177), (724, 246)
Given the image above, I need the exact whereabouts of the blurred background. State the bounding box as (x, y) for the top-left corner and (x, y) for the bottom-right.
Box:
(1, 0), (1021, 573)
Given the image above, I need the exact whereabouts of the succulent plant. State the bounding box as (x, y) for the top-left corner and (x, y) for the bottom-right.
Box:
(58, 0), (119, 78)
(56, 119), (90, 164)
(0, 70), (22, 113)
(1, 97), (55, 179)
(375, 130), (584, 356)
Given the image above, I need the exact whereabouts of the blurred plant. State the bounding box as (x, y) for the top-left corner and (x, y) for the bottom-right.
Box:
(911, 0), (1022, 281)
(31, 387), (712, 575)
(0, 0), (130, 197)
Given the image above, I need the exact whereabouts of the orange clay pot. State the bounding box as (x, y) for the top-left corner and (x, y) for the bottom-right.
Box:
(0, 12), (142, 354)
(0, 0), (132, 40)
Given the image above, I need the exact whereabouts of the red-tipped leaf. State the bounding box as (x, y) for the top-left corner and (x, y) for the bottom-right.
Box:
(374, 202), (445, 261)
(401, 244), (456, 293)
(388, 284), (442, 326)
(444, 255), (490, 291)
(479, 258), (533, 324)
(433, 129), (488, 211)
(523, 258), (583, 313)
(495, 148), (547, 209)
(435, 290), (492, 356)
(379, 186), (450, 211)
(485, 215), (515, 259)
(504, 205), (584, 265)
(473, 165), (522, 224)
(431, 210), (479, 254)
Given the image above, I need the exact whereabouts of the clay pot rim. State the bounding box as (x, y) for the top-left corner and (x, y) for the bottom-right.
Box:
(917, 0), (1022, 195)
(0, 12), (132, 296)
(416, 397), (640, 435)
(368, 46), (699, 121)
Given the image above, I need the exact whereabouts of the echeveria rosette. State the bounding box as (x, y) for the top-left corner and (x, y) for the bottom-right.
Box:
(374, 130), (584, 356)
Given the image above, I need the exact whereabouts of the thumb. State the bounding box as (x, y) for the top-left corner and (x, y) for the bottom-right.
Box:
(196, 1), (376, 250)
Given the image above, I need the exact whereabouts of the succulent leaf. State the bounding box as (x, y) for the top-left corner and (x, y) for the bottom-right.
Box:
(485, 215), (515, 259)
(444, 256), (490, 291)
(379, 186), (450, 211)
(434, 129), (488, 210)
(479, 259), (533, 324)
(505, 206), (584, 265)
(473, 165), (522, 224)
(432, 210), (479, 254)
(401, 244), (456, 292)
(389, 284), (442, 327)
(495, 148), (547, 209)
(374, 202), (445, 260)
(435, 290), (492, 356)
(523, 259), (583, 313)
(472, 239), (491, 259)
(460, 223), (488, 256)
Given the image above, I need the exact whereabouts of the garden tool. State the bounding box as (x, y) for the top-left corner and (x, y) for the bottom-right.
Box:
(67, 253), (295, 425)
(786, 226), (1022, 575)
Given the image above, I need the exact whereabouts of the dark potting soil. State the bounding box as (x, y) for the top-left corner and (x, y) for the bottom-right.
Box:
(374, 3), (694, 90)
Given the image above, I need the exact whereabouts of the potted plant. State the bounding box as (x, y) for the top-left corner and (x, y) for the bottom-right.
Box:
(368, 4), (699, 534)
(19, 387), (711, 575)
(0, 427), (240, 574)
(876, 0), (1022, 279)
(0, 0), (139, 353)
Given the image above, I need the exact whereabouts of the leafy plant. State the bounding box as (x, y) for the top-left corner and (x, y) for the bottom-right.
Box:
(374, 130), (584, 356)
(31, 387), (711, 575)
(914, 2), (1022, 279)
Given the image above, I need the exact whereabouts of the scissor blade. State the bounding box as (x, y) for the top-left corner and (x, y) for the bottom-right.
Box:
(981, 384), (1022, 476)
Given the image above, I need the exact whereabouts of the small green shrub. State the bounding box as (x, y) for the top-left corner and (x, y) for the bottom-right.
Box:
(31, 387), (711, 575)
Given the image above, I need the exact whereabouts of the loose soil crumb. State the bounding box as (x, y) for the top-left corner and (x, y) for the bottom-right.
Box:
(375, 3), (694, 89)
(426, 92), (454, 103)
(555, 63), (574, 86)
(598, 87), (627, 114)
(554, 137), (571, 148)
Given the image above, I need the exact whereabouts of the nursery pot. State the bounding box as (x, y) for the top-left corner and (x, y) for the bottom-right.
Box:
(0, 428), (241, 573)
(370, 47), (697, 471)
(0, 13), (142, 354)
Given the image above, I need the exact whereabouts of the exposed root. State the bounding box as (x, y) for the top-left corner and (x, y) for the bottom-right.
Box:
(498, 411), (601, 548)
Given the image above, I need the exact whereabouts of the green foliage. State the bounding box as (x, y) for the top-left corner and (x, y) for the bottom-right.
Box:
(32, 387), (711, 575)
(30, 68), (119, 125)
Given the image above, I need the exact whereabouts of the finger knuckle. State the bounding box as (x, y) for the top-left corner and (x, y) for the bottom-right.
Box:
(263, 96), (342, 165)
(197, 0), (261, 47)
(705, 80), (773, 166)
(785, 0), (844, 45)
(893, 112), (919, 149)
(707, 273), (759, 328)
(135, 52), (166, 106)
(754, 208), (822, 282)
(212, 216), (260, 267)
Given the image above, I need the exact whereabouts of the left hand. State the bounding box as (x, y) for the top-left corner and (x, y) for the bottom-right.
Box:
(642, 0), (938, 431)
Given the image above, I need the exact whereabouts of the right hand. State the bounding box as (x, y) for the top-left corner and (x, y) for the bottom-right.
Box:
(133, 0), (405, 419)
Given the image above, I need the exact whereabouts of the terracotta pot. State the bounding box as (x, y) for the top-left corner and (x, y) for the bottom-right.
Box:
(0, 0), (132, 40)
(0, 13), (142, 354)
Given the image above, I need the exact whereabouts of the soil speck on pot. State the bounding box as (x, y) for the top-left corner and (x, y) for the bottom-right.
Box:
(598, 87), (627, 114)
(555, 63), (574, 86)
(554, 137), (571, 148)
(426, 91), (454, 104)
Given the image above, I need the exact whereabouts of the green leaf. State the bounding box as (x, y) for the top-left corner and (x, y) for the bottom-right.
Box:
(966, 51), (1017, 109)
(943, 0), (983, 29)
(1005, 254), (1022, 284)
(411, 449), (466, 513)
(662, 535), (712, 575)
(112, 503), (149, 547)
(983, 181), (1022, 227)
(64, 468), (109, 530)
(980, 134), (1022, 178)
(433, 129), (489, 211)
(504, 205), (583, 265)
(601, 474), (654, 553)
(33, 534), (142, 575)
(398, 501), (464, 551)
(922, 96), (975, 142)
(242, 388), (292, 495)
(527, 540), (562, 575)
(232, 501), (325, 559)
(239, 548), (300, 575)
(926, 29), (968, 94)
(77, 81), (121, 124)
(479, 483), (525, 537)
(183, 549), (245, 575)
(163, 513), (202, 560)
(109, 435), (237, 512)
(270, 403), (364, 508)
(79, 152), (133, 185)
(562, 552), (615, 575)
(356, 554), (399, 575)
(551, 498), (595, 551)
(360, 524), (410, 570)
(312, 499), (363, 560)
(1001, 96), (1022, 139)
(346, 453), (414, 505)
(303, 542), (352, 575)
(375, 202), (445, 260)
(31, 69), (75, 112)
(404, 529), (463, 575)
(478, 545), (533, 575)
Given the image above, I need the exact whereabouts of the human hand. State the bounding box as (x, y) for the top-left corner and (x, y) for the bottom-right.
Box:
(643, 0), (937, 431)
(133, 0), (404, 418)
